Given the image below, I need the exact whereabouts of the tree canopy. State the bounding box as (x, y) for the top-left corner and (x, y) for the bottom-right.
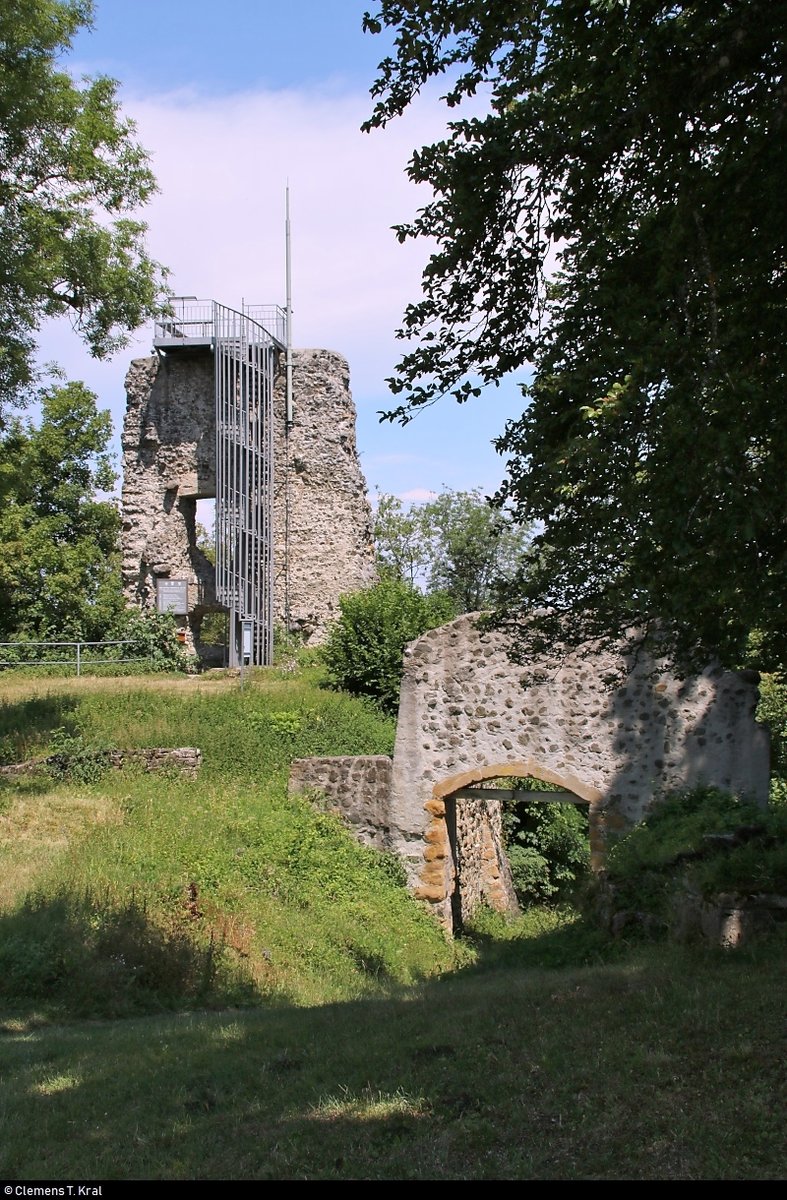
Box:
(0, 0), (167, 416)
(0, 379), (125, 640)
(362, 0), (787, 672)
(374, 486), (531, 613)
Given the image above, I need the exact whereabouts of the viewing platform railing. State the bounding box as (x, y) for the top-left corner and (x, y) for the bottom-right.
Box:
(153, 299), (286, 351)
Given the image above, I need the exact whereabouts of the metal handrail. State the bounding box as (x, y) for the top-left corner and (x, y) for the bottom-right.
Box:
(0, 640), (150, 676)
(153, 299), (286, 350)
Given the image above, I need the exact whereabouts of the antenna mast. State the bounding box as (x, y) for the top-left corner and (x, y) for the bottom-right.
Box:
(285, 186), (293, 428)
(284, 186), (293, 635)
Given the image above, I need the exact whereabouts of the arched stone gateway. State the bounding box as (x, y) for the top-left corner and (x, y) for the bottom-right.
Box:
(426, 761), (602, 933)
(289, 613), (770, 934)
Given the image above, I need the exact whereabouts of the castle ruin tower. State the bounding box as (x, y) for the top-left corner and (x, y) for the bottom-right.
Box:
(120, 298), (377, 665)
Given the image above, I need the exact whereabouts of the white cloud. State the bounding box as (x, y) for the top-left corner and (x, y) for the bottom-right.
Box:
(35, 80), (523, 498)
(398, 488), (439, 504)
(125, 86), (441, 378)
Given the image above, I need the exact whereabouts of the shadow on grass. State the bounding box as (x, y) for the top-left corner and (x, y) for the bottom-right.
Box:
(1, 932), (784, 1181)
(0, 887), (257, 1020)
(0, 773), (63, 799)
(0, 693), (80, 763)
(453, 904), (631, 975)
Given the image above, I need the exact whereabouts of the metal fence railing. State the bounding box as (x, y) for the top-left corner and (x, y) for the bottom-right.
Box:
(153, 299), (287, 352)
(0, 640), (151, 676)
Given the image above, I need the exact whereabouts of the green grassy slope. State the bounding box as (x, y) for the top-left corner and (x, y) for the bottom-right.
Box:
(0, 668), (455, 1017)
(0, 666), (784, 1180)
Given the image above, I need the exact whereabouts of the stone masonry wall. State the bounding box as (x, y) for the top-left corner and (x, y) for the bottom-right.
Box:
(452, 794), (520, 924)
(388, 614), (770, 928)
(271, 349), (377, 642)
(1, 747), (202, 780)
(288, 755), (393, 850)
(121, 346), (376, 652)
(121, 352), (217, 620)
(290, 613), (770, 934)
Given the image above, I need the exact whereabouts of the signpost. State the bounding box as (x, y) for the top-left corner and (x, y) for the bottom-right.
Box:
(240, 619), (254, 688)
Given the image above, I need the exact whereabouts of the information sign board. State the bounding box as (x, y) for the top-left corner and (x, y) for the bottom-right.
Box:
(156, 578), (189, 615)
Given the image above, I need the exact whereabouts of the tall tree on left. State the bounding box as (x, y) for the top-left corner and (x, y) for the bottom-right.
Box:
(0, 379), (125, 640)
(0, 0), (168, 418)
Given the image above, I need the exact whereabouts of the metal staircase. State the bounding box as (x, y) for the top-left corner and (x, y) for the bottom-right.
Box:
(153, 298), (286, 666)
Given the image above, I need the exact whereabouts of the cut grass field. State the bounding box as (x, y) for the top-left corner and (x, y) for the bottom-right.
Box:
(0, 666), (784, 1180)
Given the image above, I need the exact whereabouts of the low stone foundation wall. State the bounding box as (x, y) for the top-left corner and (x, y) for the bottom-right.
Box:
(680, 890), (787, 949)
(288, 755), (520, 926)
(0, 747), (203, 780)
(288, 755), (393, 849)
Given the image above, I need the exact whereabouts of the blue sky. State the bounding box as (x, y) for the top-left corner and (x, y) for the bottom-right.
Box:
(40, 0), (529, 504)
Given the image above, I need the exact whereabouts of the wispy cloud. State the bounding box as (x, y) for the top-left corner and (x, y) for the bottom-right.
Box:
(398, 488), (439, 503)
(36, 81), (524, 498)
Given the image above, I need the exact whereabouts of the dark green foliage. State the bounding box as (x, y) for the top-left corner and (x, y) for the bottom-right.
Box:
(757, 672), (787, 803)
(45, 727), (114, 784)
(594, 787), (787, 934)
(364, 0), (787, 673)
(0, 0), (167, 413)
(0, 381), (124, 640)
(116, 607), (197, 674)
(502, 793), (590, 906)
(322, 578), (455, 712)
(0, 887), (242, 1018)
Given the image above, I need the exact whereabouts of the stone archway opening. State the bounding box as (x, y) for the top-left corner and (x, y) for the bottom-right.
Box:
(289, 612), (770, 937)
(437, 762), (602, 934)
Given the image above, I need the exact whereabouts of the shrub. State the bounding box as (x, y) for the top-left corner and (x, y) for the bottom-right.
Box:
(502, 794), (590, 905)
(45, 727), (114, 784)
(116, 608), (197, 673)
(589, 786), (787, 937)
(757, 672), (787, 804)
(321, 579), (454, 713)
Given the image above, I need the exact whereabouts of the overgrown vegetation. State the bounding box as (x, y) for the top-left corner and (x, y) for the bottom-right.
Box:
(0, 667), (785, 1179)
(502, 790), (590, 907)
(588, 786), (787, 939)
(758, 671), (787, 805)
(321, 577), (454, 713)
(0, 608), (196, 676)
(0, 667), (457, 1018)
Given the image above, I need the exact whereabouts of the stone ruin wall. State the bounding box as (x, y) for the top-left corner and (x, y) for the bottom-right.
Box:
(120, 346), (377, 653)
(290, 613), (770, 933)
(289, 755), (393, 850)
(288, 752), (520, 926)
(389, 614), (770, 928)
(449, 792), (520, 925)
(277, 349), (377, 642)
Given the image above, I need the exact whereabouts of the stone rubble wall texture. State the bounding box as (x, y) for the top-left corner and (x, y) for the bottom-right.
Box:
(673, 889), (787, 949)
(122, 353), (217, 621)
(450, 793), (520, 924)
(272, 349), (377, 642)
(288, 755), (393, 850)
(290, 612), (770, 933)
(0, 747), (202, 779)
(121, 346), (377, 648)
